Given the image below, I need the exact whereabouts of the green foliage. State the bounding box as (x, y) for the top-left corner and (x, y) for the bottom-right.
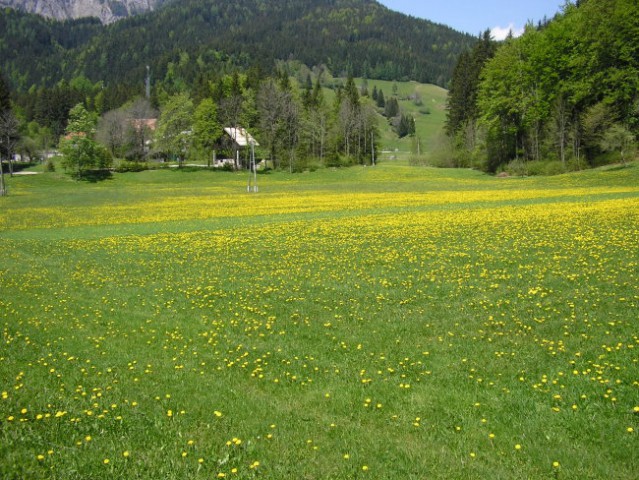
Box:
(66, 103), (98, 136)
(0, 68), (10, 113)
(192, 98), (222, 152)
(154, 92), (194, 163)
(600, 124), (636, 164)
(59, 134), (112, 177)
(1, 0), (474, 94)
(396, 113), (415, 138)
(376, 88), (385, 108)
(446, 0), (639, 173)
(445, 31), (495, 136)
(114, 160), (149, 173)
(59, 103), (111, 177)
(384, 97), (399, 118)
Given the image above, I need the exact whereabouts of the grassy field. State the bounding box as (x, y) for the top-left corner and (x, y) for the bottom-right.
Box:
(1, 162), (638, 479)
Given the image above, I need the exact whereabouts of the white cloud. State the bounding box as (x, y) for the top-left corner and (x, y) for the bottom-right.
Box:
(490, 23), (524, 41)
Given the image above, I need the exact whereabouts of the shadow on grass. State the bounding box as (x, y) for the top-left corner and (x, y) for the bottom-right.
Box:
(72, 169), (113, 183)
(170, 166), (210, 173)
(2, 162), (39, 174)
(603, 163), (635, 172)
(168, 165), (273, 175)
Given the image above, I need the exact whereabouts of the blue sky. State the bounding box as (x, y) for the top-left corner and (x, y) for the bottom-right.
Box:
(377, 0), (566, 40)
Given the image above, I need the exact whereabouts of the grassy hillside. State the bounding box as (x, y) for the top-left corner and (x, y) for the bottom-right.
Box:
(318, 78), (447, 162)
(1, 163), (638, 479)
(362, 79), (448, 158)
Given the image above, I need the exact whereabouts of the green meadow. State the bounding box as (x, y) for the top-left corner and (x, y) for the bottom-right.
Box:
(1, 162), (638, 479)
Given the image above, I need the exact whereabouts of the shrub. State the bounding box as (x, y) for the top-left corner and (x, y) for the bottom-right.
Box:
(115, 161), (149, 173)
(59, 135), (112, 177)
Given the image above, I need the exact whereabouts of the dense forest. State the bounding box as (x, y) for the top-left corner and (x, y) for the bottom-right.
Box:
(445, 0), (639, 173)
(0, 0), (474, 91)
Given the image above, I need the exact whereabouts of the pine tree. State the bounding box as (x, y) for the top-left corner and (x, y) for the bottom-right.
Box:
(344, 74), (360, 110)
(0, 70), (12, 113)
(376, 89), (386, 109)
(384, 97), (399, 118)
(446, 30), (496, 136)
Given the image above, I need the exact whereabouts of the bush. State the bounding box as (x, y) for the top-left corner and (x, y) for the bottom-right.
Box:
(59, 135), (112, 177)
(522, 160), (566, 176)
(408, 154), (430, 167)
(503, 159), (528, 176)
(114, 161), (149, 173)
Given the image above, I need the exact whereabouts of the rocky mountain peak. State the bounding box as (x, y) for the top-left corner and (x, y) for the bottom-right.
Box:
(0, 0), (166, 24)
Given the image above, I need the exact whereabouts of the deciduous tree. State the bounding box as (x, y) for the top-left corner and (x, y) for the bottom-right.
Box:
(59, 103), (111, 177)
(154, 93), (194, 166)
(192, 98), (222, 166)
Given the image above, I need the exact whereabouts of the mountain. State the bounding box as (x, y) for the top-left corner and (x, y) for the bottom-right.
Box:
(0, 0), (167, 23)
(0, 0), (475, 91)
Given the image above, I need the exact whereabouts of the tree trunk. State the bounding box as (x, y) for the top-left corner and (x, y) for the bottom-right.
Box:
(0, 159), (6, 196)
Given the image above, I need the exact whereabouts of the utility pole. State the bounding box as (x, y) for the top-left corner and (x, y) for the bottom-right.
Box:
(145, 66), (151, 100)
(371, 131), (376, 166)
(0, 138), (5, 196)
(247, 139), (258, 193)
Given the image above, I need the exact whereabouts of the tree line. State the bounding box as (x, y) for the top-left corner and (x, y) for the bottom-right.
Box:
(2, 62), (402, 178)
(104, 70), (381, 172)
(445, 0), (638, 173)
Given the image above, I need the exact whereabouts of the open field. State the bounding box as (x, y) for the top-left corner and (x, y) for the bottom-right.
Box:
(1, 163), (638, 479)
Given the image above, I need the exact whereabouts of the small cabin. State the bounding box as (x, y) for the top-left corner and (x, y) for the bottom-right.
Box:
(223, 127), (259, 169)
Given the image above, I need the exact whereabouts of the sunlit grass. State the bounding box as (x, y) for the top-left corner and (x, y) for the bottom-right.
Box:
(1, 162), (638, 479)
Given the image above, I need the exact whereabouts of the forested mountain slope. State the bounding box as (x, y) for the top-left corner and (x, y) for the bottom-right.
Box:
(0, 0), (475, 90)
